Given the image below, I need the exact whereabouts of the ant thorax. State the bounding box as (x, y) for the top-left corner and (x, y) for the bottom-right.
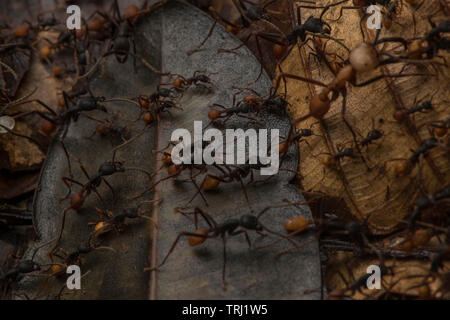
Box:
(169, 121), (280, 175)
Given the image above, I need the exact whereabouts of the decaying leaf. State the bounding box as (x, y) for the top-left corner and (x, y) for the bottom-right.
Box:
(277, 1), (450, 235)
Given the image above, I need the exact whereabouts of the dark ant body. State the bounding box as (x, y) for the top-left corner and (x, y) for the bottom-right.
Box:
(57, 143), (153, 247)
(207, 90), (287, 127)
(83, 114), (128, 142)
(171, 71), (215, 91)
(385, 138), (440, 177)
(322, 147), (354, 167)
(361, 129), (383, 147)
(37, 13), (59, 29)
(0, 238), (57, 284)
(137, 86), (183, 123)
(431, 244), (450, 273)
(62, 160), (126, 211)
(284, 0), (351, 51)
(279, 123), (319, 156)
(394, 101), (433, 122)
(189, 162), (275, 211)
(145, 205), (300, 289)
(410, 137), (438, 164)
(409, 186), (450, 225)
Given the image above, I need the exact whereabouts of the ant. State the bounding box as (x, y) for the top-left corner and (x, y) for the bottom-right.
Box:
(12, 88), (108, 142)
(136, 87), (184, 124)
(286, 0), (351, 44)
(206, 87), (287, 127)
(56, 137), (152, 245)
(306, 36), (345, 76)
(394, 101), (433, 123)
(37, 13), (59, 30)
(0, 237), (57, 284)
(360, 119), (384, 149)
(83, 114), (129, 143)
(321, 146), (354, 168)
(132, 139), (226, 203)
(171, 71), (216, 92)
(386, 137), (439, 177)
(409, 185), (450, 225)
(84, 0), (162, 74)
(423, 117), (449, 138)
(279, 122), (320, 156)
(144, 204), (302, 290)
(423, 19), (450, 59)
(88, 201), (159, 247)
(191, 163), (274, 212)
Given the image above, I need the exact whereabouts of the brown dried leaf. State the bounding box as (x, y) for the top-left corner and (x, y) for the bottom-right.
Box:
(277, 1), (450, 234)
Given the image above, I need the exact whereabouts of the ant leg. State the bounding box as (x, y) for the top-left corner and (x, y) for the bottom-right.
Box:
(60, 138), (73, 179)
(111, 129), (146, 162)
(131, 26), (138, 73)
(102, 178), (117, 202)
(186, 169), (209, 207)
(187, 20), (217, 56)
(353, 73), (431, 87)
(238, 177), (254, 212)
(221, 235), (228, 290)
(144, 231), (212, 271)
(61, 177), (83, 201)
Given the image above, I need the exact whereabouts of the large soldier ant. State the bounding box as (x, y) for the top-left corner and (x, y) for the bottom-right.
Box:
(89, 202), (159, 247)
(144, 204), (303, 289)
(83, 0), (163, 74)
(409, 185), (450, 225)
(207, 88), (287, 127)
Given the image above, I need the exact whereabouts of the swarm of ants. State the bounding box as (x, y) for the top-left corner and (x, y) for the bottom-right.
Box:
(0, 0), (449, 300)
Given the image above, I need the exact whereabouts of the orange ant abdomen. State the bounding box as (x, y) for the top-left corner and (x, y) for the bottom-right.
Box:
(143, 112), (153, 124)
(172, 77), (184, 88)
(284, 216), (310, 233)
(208, 109), (221, 120)
(41, 120), (56, 137)
(188, 229), (208, 246)
(273, 44), (288, 60)
(70, 192), (85, 211)
(201, 175), (220, 191)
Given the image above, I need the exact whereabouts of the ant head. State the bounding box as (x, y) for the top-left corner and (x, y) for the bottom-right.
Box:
(240, 215), (262, 231)
(96, 96), (106, 103)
